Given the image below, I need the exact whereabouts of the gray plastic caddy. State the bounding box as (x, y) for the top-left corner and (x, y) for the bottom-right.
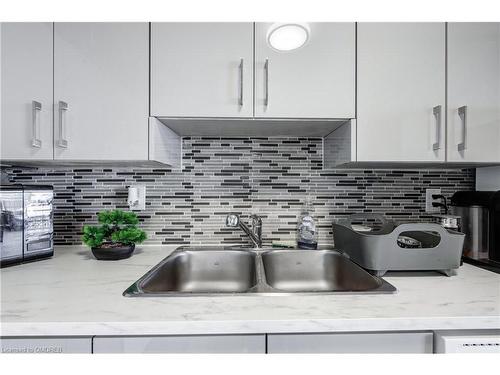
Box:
(332, 214), (465, 277)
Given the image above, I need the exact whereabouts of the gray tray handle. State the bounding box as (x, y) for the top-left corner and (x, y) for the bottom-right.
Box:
(388, 223), (457, 249)
(339, 213), (393, 233)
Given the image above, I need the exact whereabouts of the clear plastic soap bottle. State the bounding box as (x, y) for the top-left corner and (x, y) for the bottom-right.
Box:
(297, 197), (318, 249)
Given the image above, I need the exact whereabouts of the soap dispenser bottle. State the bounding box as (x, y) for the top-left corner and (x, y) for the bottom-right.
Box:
(297, 198), (318, 249)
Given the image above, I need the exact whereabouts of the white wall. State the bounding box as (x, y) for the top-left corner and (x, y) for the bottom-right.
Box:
(476, 166), (500, 190)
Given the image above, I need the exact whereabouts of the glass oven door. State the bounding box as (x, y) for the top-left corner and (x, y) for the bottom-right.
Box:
(23, 189), (53, 259)
(0, 189), (24, 264)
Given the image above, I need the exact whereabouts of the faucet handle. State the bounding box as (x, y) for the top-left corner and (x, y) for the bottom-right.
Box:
(226, 214), (240, 227)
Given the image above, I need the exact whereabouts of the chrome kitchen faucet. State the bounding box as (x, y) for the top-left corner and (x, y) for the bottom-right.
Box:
(226, 213), (263, 249)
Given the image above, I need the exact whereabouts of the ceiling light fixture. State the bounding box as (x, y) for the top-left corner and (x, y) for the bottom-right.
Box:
(267, 23), (310, 52)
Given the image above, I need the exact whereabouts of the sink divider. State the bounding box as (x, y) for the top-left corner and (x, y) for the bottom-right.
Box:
(251, 251), (276, 293)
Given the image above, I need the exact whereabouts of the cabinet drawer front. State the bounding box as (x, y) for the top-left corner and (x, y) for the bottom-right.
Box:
(93, 334), (266, 353)
(267, 332), (433, 353)
(1, 337), (92, 354)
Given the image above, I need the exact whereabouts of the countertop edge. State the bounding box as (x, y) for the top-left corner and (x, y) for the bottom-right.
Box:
(2, 316), (500, 337)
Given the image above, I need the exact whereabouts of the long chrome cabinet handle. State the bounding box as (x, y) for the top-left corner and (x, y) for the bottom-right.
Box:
(238, 58), (244, 106)
(57, 101), (68, 148)
(458, 105), (467, 152)
(432, 105), (442, 151)
(31, 101), (42, 148)
(264, 58), (269, 107)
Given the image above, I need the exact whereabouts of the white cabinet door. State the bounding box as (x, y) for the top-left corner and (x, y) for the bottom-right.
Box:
(151, 23), (253, 118)
(53, 23), (149, 160)
(254, 23), (355, 119)
(93, 335), (266, 353)
(1, 23), (53, 160)
(267, 332), (433, 353)
(447, 23), (500, 163)
(1, 337), (92, 354)
(357, 23), (446, 162)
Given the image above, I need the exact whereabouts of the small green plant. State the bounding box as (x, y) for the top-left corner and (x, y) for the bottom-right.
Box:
(82, 209), (147, 248)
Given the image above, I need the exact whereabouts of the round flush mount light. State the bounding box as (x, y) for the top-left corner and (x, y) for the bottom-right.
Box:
(267, 23), (310, 52)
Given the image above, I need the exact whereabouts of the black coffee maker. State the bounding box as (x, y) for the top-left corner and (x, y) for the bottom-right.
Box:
(450, 191), (500, 271)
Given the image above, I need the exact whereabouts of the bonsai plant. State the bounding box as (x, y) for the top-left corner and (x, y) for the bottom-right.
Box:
(82, 209), (147, 260)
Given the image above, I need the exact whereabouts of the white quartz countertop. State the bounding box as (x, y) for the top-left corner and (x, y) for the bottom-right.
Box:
(1, 245), (499, 337)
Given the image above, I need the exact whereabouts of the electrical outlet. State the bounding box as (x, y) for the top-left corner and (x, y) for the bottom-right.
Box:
(127, 185), (146, 211)
(425, 188), (442, 213)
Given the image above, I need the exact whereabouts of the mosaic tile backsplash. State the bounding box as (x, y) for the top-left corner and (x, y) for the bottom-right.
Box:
(3, 137), (475, 246)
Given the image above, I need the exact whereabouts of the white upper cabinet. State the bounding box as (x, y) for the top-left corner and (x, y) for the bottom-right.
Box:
(54, 23), (149, 160)
(447, 23), (500, 163)
(151, 23), (254, 118)
(1, 23), (54, 160)
(357, 23), (446, 162)
(254, 23), (355, 119)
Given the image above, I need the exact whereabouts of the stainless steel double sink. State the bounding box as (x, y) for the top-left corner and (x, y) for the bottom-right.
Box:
(124, 246), (396, 296)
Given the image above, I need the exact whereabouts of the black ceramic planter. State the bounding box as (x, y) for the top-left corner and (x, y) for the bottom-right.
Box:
(91, 244), (135, 261)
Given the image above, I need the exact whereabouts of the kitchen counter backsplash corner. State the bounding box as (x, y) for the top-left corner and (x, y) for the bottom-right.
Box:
(2, 137), (475, 246)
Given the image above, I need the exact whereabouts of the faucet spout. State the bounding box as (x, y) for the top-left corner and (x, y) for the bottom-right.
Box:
(251, 214), (262, 247)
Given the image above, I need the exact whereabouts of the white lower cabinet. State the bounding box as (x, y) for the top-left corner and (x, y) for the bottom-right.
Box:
(92, 334), (266, 354)
(8, 331), (499, 353)
(0, 337), (92, 354)
(267, 332), (433, 353)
